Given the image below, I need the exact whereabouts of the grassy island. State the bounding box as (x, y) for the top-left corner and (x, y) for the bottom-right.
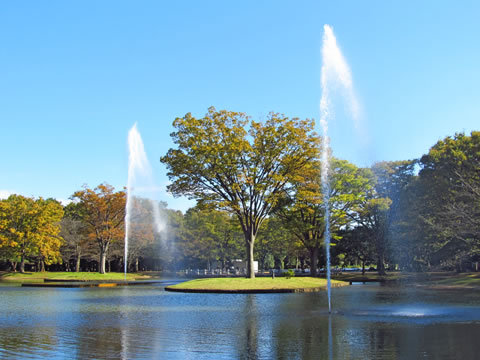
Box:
(165, 277), (349, 293)
(0, 271), (150, 284)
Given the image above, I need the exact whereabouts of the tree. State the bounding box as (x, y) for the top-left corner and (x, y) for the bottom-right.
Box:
(256, 216), (301, 271)
(161, 107), (319, 278)
(157, 208), (184, 270)
(72, 184), (126, 274)
(179, 206), (242, 270)
(34, 198), (64, 271)
(345, 161), (416, 275)
(181, 207), (221, 270)
(217, 216), (243, 270)
(337, 226), (375, 274)
(349, 181), (391, 275)
(60, 218), (89, 272)
(417, 132), (480, 270)
(275, 158), (371, 276)
(0, 195), (63, 273)
(372, 160), (416, 273)
(394, 175), (453, 271)
(126, 197), (165, 272)
(0, 195), (35, 272)
(60, 202), (93, 272)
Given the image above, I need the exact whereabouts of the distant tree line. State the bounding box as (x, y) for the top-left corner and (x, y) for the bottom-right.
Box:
(1, 108), (478, 275)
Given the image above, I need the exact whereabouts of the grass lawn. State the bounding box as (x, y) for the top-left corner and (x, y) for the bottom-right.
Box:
(0, 271), (151, 284)
(167, 277), (349, 292)
(335, 271), (480, 289)
(421, 272), (480, 288)
(334, 272), (404, 282)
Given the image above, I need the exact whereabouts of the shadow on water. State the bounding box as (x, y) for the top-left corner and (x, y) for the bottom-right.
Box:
(238, 295), (259, 359)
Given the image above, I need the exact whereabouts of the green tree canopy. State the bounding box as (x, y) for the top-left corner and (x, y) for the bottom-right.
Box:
(275, 157), (372, 275)
(256, 216), (301, 271)
(179, 207), (242, 270)
(161, 107), (319, 278)
(417, 131), (480, 270)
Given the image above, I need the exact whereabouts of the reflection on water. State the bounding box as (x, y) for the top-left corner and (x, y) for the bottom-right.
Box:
(0, 282), (480, 359)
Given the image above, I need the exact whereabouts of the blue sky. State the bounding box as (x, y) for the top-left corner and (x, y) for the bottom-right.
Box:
(1, 1), (479, 211)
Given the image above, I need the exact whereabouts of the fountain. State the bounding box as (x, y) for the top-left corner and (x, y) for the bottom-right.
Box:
(125, 123), (166, 278)
(320, 25), (360, 313)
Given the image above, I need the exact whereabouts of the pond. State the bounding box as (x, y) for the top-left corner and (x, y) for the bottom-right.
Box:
(1, 280), (479, 359)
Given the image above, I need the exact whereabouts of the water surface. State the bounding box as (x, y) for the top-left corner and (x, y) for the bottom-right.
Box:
(1, 281), (479, 359)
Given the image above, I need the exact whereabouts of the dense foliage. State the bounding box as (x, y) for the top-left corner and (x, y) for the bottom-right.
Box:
(0, 195), (63, 272)
(161, 107), (319, 278)
(1, 108), (478, 275)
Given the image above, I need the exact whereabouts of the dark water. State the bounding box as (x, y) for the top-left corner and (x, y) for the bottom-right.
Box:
(1, 281), (480, 359)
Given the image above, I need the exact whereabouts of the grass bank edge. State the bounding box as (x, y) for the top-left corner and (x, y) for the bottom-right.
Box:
(168, 277), (349, 291)
(0, 271), (151, 283)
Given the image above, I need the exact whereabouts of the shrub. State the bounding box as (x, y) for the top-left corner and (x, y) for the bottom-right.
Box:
(284, 269), (295, 279)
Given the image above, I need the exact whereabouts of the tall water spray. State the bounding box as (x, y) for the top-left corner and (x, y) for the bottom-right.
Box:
(125, 123), (166, 278)
(320, 25), (359, 313)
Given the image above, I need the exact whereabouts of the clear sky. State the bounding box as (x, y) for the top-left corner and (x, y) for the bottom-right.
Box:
(1, 1), (479, 211)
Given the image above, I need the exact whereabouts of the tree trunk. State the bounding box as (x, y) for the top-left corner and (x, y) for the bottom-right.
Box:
(242, 225), (256, 279)
(309, 247), (319, 276)
(135, 257), (139, 273)
(75, 256), (81, 272)
(75, 246), (82, 272)
(40, 260), (45, 272)
(362, 260), (366, 275)
(99, 243), (109, 274)
(375, 233), (387, 276)
(245, 237), (255, 279)
(377, 253), (386, 276)
(20, 255), (25, 273)
(8, 260), (17, 272)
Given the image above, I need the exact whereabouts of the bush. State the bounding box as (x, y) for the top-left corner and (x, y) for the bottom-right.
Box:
(283, 269), (295, 279)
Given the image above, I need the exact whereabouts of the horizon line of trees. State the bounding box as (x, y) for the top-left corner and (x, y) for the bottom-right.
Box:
(1, 108), (478, 275)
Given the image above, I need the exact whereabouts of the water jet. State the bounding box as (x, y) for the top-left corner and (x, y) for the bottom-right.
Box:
(320, 24), (360, 313)
(125, 123), (166, 279)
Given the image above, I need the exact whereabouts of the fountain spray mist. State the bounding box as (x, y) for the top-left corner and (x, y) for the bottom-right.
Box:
(320, 25), (359, 312)
(125, 123), (166, 278)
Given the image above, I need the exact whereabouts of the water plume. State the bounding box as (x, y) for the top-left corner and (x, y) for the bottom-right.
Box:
(320, 24), (360, 313)
(124, 123), (166, 278)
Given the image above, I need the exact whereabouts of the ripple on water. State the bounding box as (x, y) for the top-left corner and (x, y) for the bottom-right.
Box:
(339, 304), (480, 324)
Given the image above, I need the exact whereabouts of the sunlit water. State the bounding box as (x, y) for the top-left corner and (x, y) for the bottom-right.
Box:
(1, 282), (480, 359)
